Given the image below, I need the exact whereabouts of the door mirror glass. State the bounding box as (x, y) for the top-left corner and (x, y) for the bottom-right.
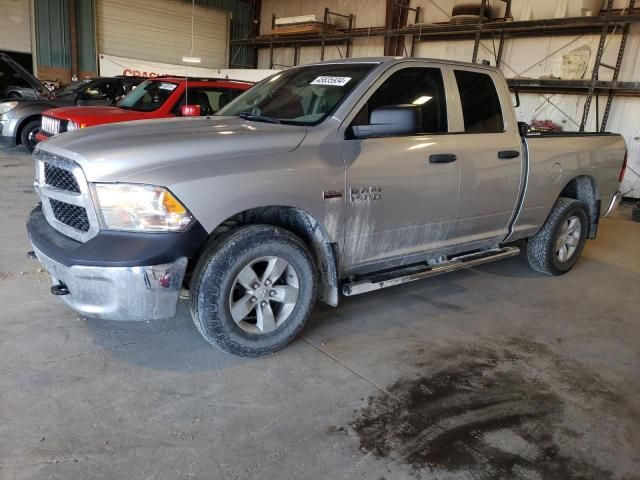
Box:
(352, 105), (420, 139)
(181, 104), (201, 117)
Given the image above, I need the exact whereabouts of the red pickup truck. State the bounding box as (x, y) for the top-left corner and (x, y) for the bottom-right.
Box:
(36, 77), (253, 141)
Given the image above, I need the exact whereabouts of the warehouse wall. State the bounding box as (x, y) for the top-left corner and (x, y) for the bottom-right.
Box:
(257, 0), (386, 67)
(34, 0), (97, 81)
(96, 0), (229, 69)
(0, 0), (33, 55)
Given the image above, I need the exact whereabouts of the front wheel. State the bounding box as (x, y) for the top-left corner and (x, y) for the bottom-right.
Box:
(526, 197), (589, 275)
(20, 119), (41, 153)
(190, 224), (317, 357)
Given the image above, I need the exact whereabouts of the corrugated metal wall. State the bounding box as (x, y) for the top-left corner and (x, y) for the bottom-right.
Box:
(35, 0), (254, 77)
(97, 0), (229, 68)
(0, 0), (33, 55)
(35, 0), (97, 77)
(192, 0), (257, 67)
(35, 0), (71, 69)
(76, 0), (97, 74)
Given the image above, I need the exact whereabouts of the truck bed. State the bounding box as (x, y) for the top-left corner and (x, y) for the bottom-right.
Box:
(508, 132), (627, 241)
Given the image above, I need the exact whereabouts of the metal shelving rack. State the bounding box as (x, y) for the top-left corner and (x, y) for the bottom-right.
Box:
(232, 3), (640, 131)
(268, 8), (354, 68)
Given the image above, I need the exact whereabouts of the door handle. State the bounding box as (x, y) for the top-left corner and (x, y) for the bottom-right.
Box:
(429, 153), (457, 164)
(498, 150), (520, 159)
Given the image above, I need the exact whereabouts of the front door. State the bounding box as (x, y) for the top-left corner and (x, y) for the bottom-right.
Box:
(339, 65), (461, 270)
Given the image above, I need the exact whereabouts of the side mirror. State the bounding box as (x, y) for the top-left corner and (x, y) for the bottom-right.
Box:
(181, 104), (201, 117)
(518, 121), (530, 137)
(352, 105), (420, 139)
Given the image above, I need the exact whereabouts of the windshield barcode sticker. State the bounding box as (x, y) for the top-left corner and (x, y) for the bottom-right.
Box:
(310, 76), (352, 87)
(159, 82), (177, 91)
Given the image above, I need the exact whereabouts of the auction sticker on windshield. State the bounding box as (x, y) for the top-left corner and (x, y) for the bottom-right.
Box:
(311, 76), (351, 87)
(159, 82), (177, 91)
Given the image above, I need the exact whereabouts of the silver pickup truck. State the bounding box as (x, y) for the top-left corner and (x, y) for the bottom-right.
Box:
(27, 57), (627, 357)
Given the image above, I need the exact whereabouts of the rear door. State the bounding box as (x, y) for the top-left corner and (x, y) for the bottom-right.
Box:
(449, 67), (523, 244)
(339, 63), (461, 269)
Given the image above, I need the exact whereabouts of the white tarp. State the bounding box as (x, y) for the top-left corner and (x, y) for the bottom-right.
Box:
(98, 53), (276, 83)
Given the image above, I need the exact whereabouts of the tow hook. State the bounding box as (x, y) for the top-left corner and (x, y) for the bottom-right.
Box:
(26, 250), (37, 260)
(51, 283), (70, 296)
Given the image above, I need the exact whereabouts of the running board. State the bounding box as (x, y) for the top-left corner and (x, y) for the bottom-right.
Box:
(342, 246), (520, 296)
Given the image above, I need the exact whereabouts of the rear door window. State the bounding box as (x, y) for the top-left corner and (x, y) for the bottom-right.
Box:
(454, 70), (504, 133)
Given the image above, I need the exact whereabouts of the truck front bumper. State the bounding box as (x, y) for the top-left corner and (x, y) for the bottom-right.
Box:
(603, 191), (622, 217)
(27, 205), (208, 321)
(32, 245), (187, 321)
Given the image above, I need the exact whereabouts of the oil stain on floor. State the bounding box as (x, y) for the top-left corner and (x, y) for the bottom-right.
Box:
(349, 339), (638, 479)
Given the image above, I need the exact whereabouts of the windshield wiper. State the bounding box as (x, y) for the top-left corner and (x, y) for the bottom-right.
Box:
(238, 111), (281, 124)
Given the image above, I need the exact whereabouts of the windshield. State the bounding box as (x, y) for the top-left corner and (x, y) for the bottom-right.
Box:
(56, 79), (93, 96)
(117, 79), (177, 112)
(216, 63), (375, 125)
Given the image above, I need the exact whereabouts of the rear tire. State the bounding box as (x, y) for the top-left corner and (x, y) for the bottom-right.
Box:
(190, 224), (317, 357)
(526, 197), (589, 276)
(20, 119), (41, 153)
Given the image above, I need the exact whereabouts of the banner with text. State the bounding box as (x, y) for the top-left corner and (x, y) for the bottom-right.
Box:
(98, 54), (276, 83)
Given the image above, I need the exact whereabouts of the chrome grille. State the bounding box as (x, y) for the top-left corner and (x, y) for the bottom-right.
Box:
(34, 149), (99, 243)
(50, 199), (90, 232)
(41, 116), (66, 136)
(44, 162), (80, 193)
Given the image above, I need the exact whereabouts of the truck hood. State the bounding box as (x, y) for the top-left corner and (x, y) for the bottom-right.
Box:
(38, 116), (309, 182)
(46, 106), (150, 125)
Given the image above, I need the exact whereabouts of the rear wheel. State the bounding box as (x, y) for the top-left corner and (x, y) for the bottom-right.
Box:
(190, 224), (317, 357)
(526, 197), (589, 275)
(20, 119), (41, 153)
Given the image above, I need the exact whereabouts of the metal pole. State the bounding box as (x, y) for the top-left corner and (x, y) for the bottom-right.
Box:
(471, 0), (487, 63)
(601, 0), (635, 131)
(580, 0), (614, 131)
(346, 14), (353, 58)
(69, 0), (78, 79)
(410, 6), (421, 57)
(496, 31), (505, 68)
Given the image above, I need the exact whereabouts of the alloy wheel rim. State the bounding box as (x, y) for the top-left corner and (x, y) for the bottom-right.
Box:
(28, 129), (38, 148)
(555, 215), (581, 262)
(228, 256), (300, 334)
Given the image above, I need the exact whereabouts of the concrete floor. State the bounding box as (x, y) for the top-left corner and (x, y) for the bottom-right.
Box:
(1, 145), (639, 480)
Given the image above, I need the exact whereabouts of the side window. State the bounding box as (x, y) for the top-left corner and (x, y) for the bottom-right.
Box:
(352, 67), (448, 135)
(83, 80), (111, 99)
(176, 87), (246, 115)
(113, 81), (126, 100)
(454, 70), (504, 133)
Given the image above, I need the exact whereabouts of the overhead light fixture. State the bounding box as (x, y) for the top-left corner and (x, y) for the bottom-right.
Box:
(182, 56), (201, 63)
(412, 96), (432, 105)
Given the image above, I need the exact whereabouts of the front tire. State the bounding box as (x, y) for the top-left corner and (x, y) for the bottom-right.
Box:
(190, 225), (317, 357)
(20, 119), (41, 153)
(526, 197), (589, 275)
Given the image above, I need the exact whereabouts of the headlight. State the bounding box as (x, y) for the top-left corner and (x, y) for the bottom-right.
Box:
(0, 101), (19, 115)
(67, 120), (79, 131)
(92, 183), (194, 232)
